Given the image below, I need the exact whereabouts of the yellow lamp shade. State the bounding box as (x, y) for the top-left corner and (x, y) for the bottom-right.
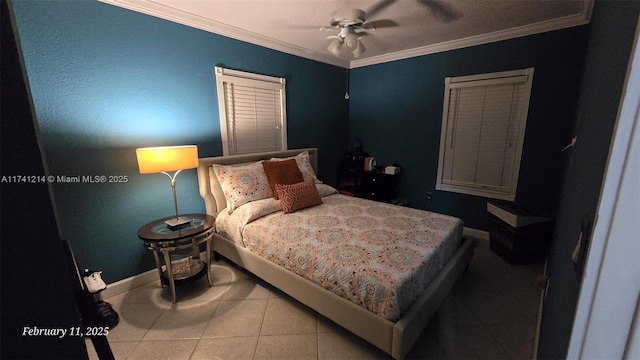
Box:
(136, 145), (198, 174)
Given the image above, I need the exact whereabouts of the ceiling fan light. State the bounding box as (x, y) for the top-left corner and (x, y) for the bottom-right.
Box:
(327, 39), (342, 56)
(344, 32), (358, 48)
(353, 41), (365, 58)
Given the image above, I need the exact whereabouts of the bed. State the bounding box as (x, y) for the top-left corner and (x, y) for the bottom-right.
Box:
(197, 148), (475, 359)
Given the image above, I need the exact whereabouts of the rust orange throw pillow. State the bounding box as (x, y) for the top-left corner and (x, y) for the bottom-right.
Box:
(276, 180), (322, 214)
(262, 159), (304, 199)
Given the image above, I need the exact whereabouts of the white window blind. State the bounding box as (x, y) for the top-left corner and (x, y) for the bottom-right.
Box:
(215, 66), (287, 155)
(436, 68), (534, 200)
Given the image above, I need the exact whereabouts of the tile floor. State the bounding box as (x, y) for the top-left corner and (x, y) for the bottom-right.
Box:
(87, 239), (544, 359)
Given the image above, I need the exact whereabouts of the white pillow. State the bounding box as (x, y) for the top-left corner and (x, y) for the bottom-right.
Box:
(212, 161), (273, 214)
(270, 151), (322, 184)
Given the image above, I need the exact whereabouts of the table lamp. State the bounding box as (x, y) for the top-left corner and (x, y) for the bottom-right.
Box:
(136, 145), (199, 229)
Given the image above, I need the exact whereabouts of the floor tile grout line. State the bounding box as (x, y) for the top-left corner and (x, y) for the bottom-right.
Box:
(253, 290), (273, 360)
(187, 289), (224, 360)
(482, 323), (515, 359)
(92, 247), (542, 360)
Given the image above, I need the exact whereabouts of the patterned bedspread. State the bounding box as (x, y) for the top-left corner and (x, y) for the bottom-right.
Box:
(215, 185), (463, 321)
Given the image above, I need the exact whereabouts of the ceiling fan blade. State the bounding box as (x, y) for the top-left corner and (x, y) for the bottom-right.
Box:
(288, 23), (326, 30)
(327, 38), (343, 56)
(366, 0), (395, 19)
(362, 19), (398, 30)
(353, 41), (366, 58)
(416, 0), (461, 23)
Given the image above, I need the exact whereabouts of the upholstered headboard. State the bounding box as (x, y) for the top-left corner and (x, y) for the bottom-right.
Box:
(197, 148), (319, 216)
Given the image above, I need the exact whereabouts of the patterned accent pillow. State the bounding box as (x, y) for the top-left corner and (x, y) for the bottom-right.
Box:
(276, 180), (323, 214)
(262, 159), (304, 199)
(212, 162), (273, 214)
(270, 151), (322, 184)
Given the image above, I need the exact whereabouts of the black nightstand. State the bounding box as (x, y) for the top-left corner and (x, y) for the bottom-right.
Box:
(338, 151), (369, 195)
(137, 213), (215, 303)
(359, 171), (399, 203)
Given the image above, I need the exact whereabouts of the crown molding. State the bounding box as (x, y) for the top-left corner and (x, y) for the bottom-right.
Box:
(100, 0), (592, 70)
(350, 0), (593, 69)
(99, 0), (350, 68)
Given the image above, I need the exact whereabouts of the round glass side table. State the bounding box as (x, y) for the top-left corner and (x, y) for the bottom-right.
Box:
(137, 213), (215, 303)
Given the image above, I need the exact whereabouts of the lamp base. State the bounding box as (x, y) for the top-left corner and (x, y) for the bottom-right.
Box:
(165, 216), (192, 231)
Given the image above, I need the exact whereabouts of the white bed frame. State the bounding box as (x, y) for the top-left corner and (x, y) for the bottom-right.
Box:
(197, 148), (475, 359)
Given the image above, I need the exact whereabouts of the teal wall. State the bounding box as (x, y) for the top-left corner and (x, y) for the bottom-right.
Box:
(11, 0), (349, 283)
(2, 0), (87, 356)
(537, 1), (640, 358)
(8, 0), (640, 358)
(348, 3), (639, 358)
(348, 27), (589, 229)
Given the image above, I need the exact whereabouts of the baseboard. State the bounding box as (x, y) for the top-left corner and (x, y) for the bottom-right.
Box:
(101, 251), (210, 298)
(101, 268), (158, 299)
(463, 227), (490, 240)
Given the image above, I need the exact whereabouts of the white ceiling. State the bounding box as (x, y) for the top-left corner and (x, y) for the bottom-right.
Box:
(100, 0), (593, 68)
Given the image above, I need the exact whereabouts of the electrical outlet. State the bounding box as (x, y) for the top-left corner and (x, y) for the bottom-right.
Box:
(426, 192), (433, 201)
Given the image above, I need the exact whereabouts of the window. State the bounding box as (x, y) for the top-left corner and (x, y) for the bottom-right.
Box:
(436, 68), (534, 201)
(215, 66), (287, 155)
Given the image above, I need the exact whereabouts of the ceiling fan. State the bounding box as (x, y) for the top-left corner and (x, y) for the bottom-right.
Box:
(322, 7), (396, 58)
(321, 0), (460, 58)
